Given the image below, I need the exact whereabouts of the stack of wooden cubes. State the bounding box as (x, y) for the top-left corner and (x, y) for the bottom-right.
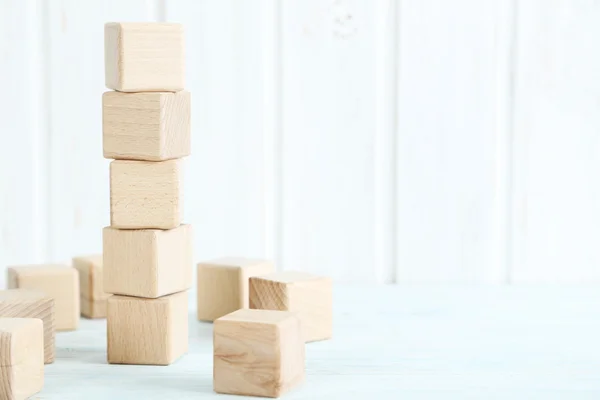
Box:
(102, 22), (192, 365)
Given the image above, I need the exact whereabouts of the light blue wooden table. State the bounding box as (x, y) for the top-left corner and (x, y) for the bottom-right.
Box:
(42, 285), (600, 399)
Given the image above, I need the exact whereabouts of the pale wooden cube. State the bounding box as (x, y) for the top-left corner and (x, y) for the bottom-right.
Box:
(103, 91), (191, 161)
(73, 255), (110, 319)
(250, 271), (333, 342)
(0, 318), (44, 399)
(107, 292), (188, 365)
(214, 309), (304, 398)
(105, 22), (184, 92)
(103, 225), (192, 298)
(197, 258), (274, 322)
(7, 265), (79, 331)
(0, 289), (55, 364)
(110, 159), (183, 229)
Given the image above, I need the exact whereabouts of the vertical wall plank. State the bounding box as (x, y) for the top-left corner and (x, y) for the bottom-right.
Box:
(511, 1), (600, 282)
(0, 1), (48, 287)
(46, 0), (151, 262)
(395, 0), (511, 283)
(280, 0), (393, 282)
(166, 0), (270, 262)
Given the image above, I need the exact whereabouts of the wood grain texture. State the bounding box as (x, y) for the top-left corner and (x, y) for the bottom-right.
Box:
(0, 289), (55, 364)
(105, 22), (185, 92)
(73, 256), (108, 319)
(197, 258), (274, 322)
(0, 318), (44, 400)
(109, 159), (183, 229)
(7, 265), (79, 331)
(103, 91), (191, 161)
(107, 291), (188, 365)
(80, 297), (108, 319)
(72, 254), (109, 301)
(250, 271), (332, 342)
(214, 309), (304, 398)
(103, 225), (192, 298)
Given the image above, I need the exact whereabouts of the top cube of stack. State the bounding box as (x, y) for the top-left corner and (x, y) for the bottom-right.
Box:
(105, 22), (184, 92)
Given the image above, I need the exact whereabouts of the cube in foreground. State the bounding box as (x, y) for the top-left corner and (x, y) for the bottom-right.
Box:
(250, 271), (333, 342)
(0, 318), (44, 399)
(103, 91), (191, 161)
(7, 265), (79, 331)
(0, 289), (55, 364)
(107, 291), (188, 365)
(73, 254), (111, 319)
(214, 309), (304, 398)
(105, 22), (184, 92)
(103, 225), (192, 298)
(197, 257), (274, 321)
(110, 159), (183, 229)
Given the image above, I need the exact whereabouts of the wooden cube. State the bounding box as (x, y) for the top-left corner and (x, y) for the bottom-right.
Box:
(214, 309), (304, 398)
(73, 255), (111, 319)
(0, 289), (55, 364)
(250, 271), (332, 342)
(0, 318), (44, 399)
(105, 22), (184, 92)
(197, 258), (274, 322)
(103, 91), (191, 161)
(107, 292), (188, 365)
(7, 265), (79, 331)
(103, 225), (192, 298)
(110, 159), (183, 229)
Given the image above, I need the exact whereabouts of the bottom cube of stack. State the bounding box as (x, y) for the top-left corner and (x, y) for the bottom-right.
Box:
(107, 291), (188, 365)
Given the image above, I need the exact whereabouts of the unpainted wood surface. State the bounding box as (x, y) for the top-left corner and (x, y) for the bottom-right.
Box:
(103, 91), (191, 161)
(109, 159), (183, 229)
(214, 309), (304, 397)
(197, 258), (274, 322)
(103, 225), (192, 298)
(7, 265), (79, 331)
(250, 271), (333, 342)
(107, 291), (188, 366)
(104, 22), (185, 92)
(0, 318), (44, 400)
(0, 289), (55, 363)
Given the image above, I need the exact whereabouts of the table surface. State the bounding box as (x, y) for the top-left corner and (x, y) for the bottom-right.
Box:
(42, 285), (600, 399)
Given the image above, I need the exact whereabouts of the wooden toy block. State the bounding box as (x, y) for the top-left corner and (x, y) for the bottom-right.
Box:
(249, 271), (333, 342)
(107, 291), (188, 365)
(73, 254), (110, 319)
(7, 265), (79, 331)
(0, 289), (55, 364)
(110, 159), (183, 229)
(105, 22), (184, 92)
(103, 225), (192, 298)
(214, 309), (304, 398)
(0, 318), (44, 399)
(197, 258), (274, 322)
(103, 91), (191, 161)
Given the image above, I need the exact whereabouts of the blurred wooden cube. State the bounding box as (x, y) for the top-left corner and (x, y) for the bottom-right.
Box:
(197, 258), (274, 321)
(250, 271), (332, 342)
(7, 265), (79, 331)
(110, 159), (183, 229)
(103, 225), (192, 298)
(214, 309), (304, 398)
(0, 318), (44, 399)
(105, 22), (184, 92)
(73, 255), (111, 319)
(0, 289), (55, 363)
(103, 91), (190, 161)
(107, 291), (188, 365)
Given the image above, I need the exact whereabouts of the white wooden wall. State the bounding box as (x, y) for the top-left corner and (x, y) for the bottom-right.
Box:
(1, 0), (599, 286)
